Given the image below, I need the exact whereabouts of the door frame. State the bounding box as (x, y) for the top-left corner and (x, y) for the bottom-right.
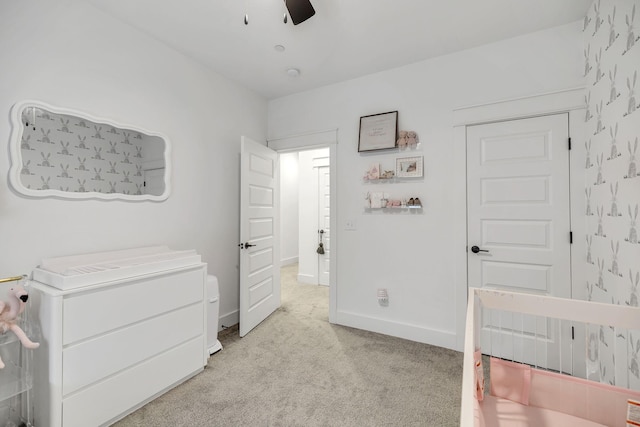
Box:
(316, 163), (331, 286)
(452, 87), (586, 354)
(268, 129), (338, 323)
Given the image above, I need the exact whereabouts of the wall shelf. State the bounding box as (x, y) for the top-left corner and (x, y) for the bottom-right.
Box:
(364, 205), (423, 214)
(363, 177), (424, 184)
(358, 143), (424, 156)
(363, 177), (395, 183)
(365, 205), (422, 210)
(364, 209), (423, 214)
(363, 156), (425, 212)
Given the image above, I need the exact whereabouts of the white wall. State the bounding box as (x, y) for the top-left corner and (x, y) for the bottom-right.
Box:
(268, 21), (585, 350)
(0, 0), (267, 329)
(297, 148), (330, 284)
(279, 152), (299, 265)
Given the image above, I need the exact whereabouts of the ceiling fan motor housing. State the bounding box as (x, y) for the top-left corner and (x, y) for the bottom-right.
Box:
(284, 0), (315, 25)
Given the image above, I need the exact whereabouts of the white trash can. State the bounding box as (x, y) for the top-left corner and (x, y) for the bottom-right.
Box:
(207, 275), (223, 355)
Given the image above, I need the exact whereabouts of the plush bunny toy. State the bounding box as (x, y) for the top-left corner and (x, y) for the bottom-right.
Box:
(0, 284), (39, 369)
(396, 130), (408, 148)
(407, 131), (419, 147)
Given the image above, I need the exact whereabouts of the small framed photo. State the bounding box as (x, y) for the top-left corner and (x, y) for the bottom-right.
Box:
(358, 111), (398, 152)
(396, 156), (423, 178)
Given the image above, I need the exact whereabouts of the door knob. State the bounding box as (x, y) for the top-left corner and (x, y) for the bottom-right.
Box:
(244, 242), (256, 248)
(471, 245), (489, 254)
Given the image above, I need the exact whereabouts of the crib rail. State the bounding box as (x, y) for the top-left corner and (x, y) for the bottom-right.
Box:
(476, 289), (638, 329)
(461, 288), (640, 426)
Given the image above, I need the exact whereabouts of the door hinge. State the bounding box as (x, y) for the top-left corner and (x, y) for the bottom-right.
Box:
(572, 326), (575, 340)
(570, 231), (573, 244)
(568, 137), (572, 150)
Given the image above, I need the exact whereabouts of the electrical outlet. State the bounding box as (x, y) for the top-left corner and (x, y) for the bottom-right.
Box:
(345, 219), (357, 230)
(377, 288), (388, 306)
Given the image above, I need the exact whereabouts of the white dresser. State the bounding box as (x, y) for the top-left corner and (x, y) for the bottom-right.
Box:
(28, 247), (208, 427)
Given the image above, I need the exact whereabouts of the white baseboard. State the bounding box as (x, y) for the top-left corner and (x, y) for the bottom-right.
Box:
(297, 273), (316, 285)
(219, 309), (238, 330)
(280, 256), (298, 266)
(335, 310), (460, 352)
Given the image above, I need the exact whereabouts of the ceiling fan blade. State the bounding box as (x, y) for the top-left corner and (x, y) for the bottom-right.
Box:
(284, 0), (315, 25)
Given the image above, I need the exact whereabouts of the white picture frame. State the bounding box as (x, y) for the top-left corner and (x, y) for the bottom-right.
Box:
(396, 156), (423, 178)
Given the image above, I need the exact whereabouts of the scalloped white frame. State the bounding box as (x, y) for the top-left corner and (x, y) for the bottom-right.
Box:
(9, 100), (171, 201)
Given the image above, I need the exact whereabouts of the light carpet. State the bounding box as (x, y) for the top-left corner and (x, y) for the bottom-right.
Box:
(114, 264), (463, 426)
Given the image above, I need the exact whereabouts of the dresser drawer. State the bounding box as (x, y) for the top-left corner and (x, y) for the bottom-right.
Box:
(62, 302), (203, 395)
(62, 337), (204, 427)
(63, 267), (204, 345)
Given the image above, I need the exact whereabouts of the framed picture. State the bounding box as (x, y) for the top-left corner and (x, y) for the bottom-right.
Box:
(396, 156), (423, 178)
(358, 111), (398, 152)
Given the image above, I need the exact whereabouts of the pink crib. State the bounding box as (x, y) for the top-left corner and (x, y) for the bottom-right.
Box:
(460, 288), (640, 426)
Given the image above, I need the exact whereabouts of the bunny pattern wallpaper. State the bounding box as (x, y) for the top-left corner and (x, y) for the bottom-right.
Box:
(584, 0), (640, 390)
(19, 108), (155, 195)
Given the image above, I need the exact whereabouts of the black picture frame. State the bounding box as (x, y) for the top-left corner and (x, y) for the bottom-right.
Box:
(358, 111), (398, 152)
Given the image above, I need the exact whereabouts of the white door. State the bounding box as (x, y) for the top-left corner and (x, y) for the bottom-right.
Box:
(240, 136), (280, 337)
(467, 114), (572, 371)
(318, 166), (330, 286)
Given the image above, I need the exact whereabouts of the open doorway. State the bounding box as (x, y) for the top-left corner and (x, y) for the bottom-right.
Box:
(279, 147), (330, 288)
(268, 128), (338, 324)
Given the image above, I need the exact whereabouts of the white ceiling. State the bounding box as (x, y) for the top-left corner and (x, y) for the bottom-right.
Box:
(88, 0), (592, 100)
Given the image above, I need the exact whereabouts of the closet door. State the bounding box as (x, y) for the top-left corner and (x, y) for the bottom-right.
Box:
(467, 113), (572, 371)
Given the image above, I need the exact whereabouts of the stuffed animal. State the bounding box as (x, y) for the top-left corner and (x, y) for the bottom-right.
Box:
(0, 284), (39, 369)
(407, 131), (419, 147)
(396, 130), (408, 148)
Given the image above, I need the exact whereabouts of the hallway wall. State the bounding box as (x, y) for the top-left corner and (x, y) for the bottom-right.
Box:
(280, 152), (300, 265)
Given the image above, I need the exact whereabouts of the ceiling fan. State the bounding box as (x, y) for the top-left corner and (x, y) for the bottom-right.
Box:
(244, 0), (315, 26)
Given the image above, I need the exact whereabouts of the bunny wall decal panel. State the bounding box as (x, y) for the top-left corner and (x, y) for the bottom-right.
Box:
(583, 0), (640, 390)
(8, 100), (171, 201)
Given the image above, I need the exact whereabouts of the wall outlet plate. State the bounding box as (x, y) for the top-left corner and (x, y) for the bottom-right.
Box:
(377, 288), (388, 306)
